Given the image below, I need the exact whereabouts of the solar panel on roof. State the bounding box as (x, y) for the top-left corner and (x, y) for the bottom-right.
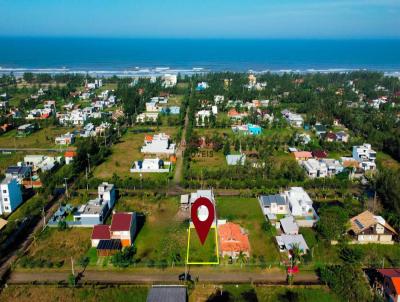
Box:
(354, 219), (364, 229)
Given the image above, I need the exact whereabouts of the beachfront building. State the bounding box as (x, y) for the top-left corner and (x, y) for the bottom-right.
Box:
(0, 177), (23, 215)
(141, 133), (176, 155)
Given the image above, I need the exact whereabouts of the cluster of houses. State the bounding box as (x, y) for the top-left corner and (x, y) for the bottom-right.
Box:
(245, 74), (267, 91)
(131, 133), (176, 173)
(291, 143), (377, 178)
(259, 187), (398, 257)
(281, 109), (304, 128)
(137, 95), (180, 124)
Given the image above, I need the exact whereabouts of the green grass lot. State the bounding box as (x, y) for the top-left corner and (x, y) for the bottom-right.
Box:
(0, 126), (75, 149)
(255, 286), (341, 302)
(0, 285), (149, 302)
(216, 197), (280, 264)
(18, 228), (91, 268)
(167, 94), (184, 106)
(190, 148), (227, 171)
(187, 227), (218, 263)
(113, 195), (188, 266)
(377, 151), (400, 170)
(93, 126), (178, 179)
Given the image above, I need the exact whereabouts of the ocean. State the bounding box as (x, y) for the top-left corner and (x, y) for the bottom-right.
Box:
(1, 38), (400, 76)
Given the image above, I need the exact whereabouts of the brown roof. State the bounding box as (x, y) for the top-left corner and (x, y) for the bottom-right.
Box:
(349, 210), (398, 235)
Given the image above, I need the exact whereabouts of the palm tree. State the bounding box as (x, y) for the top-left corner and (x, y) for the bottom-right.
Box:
(237, 251), (248, 269)
(289, 243), (303, 266)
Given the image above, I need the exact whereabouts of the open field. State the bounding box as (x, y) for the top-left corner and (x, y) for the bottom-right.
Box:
(93, 126), (178, 179)
(167, 94), (184, 106)
(0, 285), (148, 302)
(190, 148), (227, 171)
(18, 228), (91, 268)
(113, 195), (188, 266)
(0, 126), (75, 149)
(216, 196), (280, 264)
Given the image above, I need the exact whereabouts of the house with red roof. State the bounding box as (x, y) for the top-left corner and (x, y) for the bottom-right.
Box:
(64, 151), (77, 165)
(91, 224), (111, 247)
(293, 151), (313, 161)
(376, 268), (400, 302)
(110, 212), (137, 247)
(218, 222), (250, 259)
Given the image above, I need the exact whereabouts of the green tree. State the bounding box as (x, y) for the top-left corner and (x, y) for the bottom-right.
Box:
(316, 206), (349, 241)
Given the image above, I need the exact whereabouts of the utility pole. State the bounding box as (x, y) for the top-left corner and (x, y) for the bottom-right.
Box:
(42, 207), (46, 231)
(85, 167), (89, 191)
(87, 153), (91, 173)
(64, 178), (68, 198)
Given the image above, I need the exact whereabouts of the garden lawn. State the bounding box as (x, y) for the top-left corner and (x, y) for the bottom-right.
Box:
(216, 197), (280, 264)
(0, 285), (148, 302)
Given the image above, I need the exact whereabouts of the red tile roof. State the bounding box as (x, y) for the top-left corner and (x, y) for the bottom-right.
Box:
(293, 151), (313, 159)
(218, 222), (250, 253)
(110, 213), (133, 232)
(92, 225), (110, 240)
(392, 277), (400, 294)
(312, 150), (328, 158)
(64, 151), (77, 157)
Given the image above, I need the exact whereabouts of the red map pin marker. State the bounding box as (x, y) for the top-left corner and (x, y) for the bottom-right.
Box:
(191, 196), (215, 245)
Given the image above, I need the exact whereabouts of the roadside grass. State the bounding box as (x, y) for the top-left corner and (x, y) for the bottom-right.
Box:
(187, 228), (218, 263)
(216, 197), (280, 264)
(20, 227), (91, 268)
(0, 285), (149, 302)
(255, 286), (341, 302)
(0, 126), (75, 149)
(113, 195), (188, 266)
(93, 126), (178, 179)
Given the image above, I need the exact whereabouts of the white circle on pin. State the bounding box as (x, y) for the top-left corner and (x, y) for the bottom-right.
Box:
(197, 205), (209, 221)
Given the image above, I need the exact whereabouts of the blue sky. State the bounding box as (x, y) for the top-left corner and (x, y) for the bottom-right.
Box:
(1, 0), (399, 38)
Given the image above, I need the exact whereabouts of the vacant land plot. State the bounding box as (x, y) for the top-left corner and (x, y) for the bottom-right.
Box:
(19, 227), (91, 268)
(112, 195), (188, 266)
(190, 148), (227, 171)
(255, 285), (340, 302)
(187, 227), (218, 264)
(216, 197), (280, 265)
(0, 285), (148, 302)
(0, 126), (75, 149)
(93, 126), (178, 179)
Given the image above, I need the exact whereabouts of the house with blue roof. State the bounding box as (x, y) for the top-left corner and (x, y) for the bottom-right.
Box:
(247, 124), (262, 135)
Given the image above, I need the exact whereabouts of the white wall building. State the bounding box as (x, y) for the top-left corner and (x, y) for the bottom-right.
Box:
(283, 187), (314, 217)
(141, 133), (176, 155)
(130, 158), (171, 173)
(352, 143), (377, 171)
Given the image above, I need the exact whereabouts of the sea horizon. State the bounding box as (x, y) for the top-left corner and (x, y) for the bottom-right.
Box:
(1, 37), (400, 76)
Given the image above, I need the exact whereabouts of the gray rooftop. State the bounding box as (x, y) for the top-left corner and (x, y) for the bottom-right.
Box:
(260, 194), (286, 207)
(147, 286), (187, 302)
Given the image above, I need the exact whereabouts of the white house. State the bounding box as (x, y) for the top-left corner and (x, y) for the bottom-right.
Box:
(146, 102), (161, 112)
(23, 155), (61, 172)
(279, 216), (299, 235)
(302, 159), (328, 178)
(141, 133), (176, 155)
(136, 112), (159, 123)
(281, 110), (304, 127)
(258, 194), (289, 218)
(162, 74), (177, 88)
(130, 158), (171, 173)
(55, 132), (75, 145)
(283, 187), (314, 217)
(195, 110), (211, 126)
(352, 143), (377, 171)
(276, 234), (309, 254)
(0, 177), (23, 215)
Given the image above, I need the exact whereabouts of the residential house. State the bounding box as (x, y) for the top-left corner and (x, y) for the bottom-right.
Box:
(0, 177), (23, 215)
(23, 155), (61, 172)
(352, 143), (377, 171)
(195, 110), (211, 126)
(227, 108), (247, 120)
(283, 187), (316, 223)
(348, 210), (397, 244)
(188, 189), (217, 227)
(146, 101), (161, 112)
(282, 110), (304, 128)
(17, 124), (35, 136)
(5, 165), (31, 184)
(232, 124), (262, 136)
(302, 159), (328, 178)
(136, 112), (159, 123)
(276, 234), (309, 254)
(64, 151), (77, 165)
(162, 74), (178, 88)
(110, 212), (137, 247)
(130, 158), (171, 173)
(73, 183), (116, 226)
(55, 132), (75, 145)
(218, 221), (250, 259)
(141, 133), (176, 155)
(314, 124), (327, 137)
(336, 131), (349, 143)
(196, 82), (209, 91)
(312, 150), (328, 159)
(375, 269), (400, 302)
(293, 151), (313, 161)
(259, 194), (289, 219)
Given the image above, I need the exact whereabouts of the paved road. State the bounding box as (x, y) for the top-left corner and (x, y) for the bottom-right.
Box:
(8, 270), (320, 285)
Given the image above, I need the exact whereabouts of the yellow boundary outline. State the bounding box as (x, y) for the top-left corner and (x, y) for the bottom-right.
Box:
(186, 226), (220, 265)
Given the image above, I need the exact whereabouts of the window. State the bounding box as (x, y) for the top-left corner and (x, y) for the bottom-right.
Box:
(5, 206), (9, 210)
(2, 190), (6, 194)
(3, 198), (8, 202)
